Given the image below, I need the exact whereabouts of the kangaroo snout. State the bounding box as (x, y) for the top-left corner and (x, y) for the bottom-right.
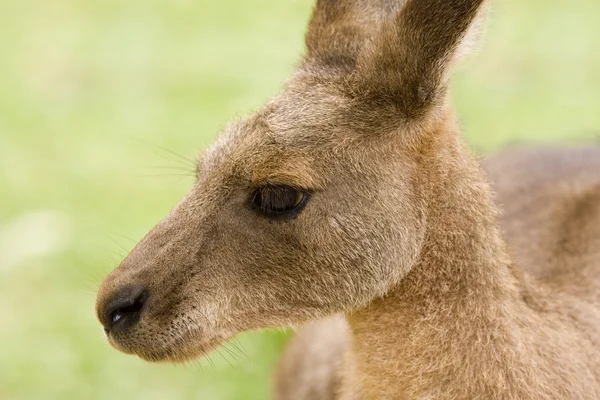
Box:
(95, 192), (245, 362)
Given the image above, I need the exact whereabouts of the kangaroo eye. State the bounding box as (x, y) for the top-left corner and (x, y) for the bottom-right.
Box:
(251, 186), (310, 219)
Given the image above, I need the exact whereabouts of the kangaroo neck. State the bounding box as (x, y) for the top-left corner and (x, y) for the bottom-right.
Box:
(342, 140), (529, 399)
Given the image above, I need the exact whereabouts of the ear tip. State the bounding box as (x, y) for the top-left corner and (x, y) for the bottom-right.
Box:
(342, 0), (490, 115)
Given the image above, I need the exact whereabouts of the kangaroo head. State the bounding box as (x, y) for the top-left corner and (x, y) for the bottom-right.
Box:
(96, 0), (487, 362)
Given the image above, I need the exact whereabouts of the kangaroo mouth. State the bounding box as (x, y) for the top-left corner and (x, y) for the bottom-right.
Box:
(96, 277), (233, 363)
(138, 337), (225, 363)
(106, 322), (229, 364)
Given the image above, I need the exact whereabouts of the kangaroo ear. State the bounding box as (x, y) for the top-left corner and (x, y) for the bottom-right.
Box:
(305, 0), (399, 70)
(355, 0), (488, 118)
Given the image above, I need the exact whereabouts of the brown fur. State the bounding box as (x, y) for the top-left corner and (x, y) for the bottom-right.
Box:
(276, 316), (349, 400)
(96, 0), (600, 398)
(275, 146), (600, 399)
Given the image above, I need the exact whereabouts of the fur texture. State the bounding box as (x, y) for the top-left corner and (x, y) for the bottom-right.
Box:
(96, 0), (600, 398)
(275, 146), (600, 399)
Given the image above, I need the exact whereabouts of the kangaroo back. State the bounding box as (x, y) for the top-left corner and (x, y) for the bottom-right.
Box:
(487, 146), (600, 300)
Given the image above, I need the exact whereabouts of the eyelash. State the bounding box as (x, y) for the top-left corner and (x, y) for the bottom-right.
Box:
(250, 185), (311, 220)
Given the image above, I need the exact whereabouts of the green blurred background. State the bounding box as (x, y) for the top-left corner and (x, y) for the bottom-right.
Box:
(0, 0), (598, 399)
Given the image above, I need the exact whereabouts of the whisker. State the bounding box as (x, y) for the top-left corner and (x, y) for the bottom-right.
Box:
(101, 247), (126, 262)
(192, 359), (204, 372)
(220, 342), (242, 363)
(230, 337), (249, 359)
(224, 339), (248, 361)
(214, 347), (236, 370)
(127, 136), (197, 168)
(165, 175), (195, 190)
(137, 173), (196, 178)
(82, 288), (100, 297)
(152, 152), (197, 170)
(147, 165), (196, 173)
(97, 231), (131, 254)
(83, 279), (100, 292)
(204, 352), (216, 370)
(105, 230), (138, 244)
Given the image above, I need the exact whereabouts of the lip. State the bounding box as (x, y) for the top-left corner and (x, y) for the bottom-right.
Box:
(106, 324), (228, 364)
(138, 335), (226, 363)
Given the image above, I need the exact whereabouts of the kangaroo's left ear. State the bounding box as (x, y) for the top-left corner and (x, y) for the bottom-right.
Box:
(354, 0), (489, 119)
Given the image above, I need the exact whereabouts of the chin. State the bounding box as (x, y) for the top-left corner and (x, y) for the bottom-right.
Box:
(107, 329), (227, 364)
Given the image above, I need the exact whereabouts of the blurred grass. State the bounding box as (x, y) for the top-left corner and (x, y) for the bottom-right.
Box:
(0, 0), (598, 399)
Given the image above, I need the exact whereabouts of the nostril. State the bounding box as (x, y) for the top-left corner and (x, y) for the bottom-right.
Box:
(110, 294), (145, 326)
(101, 285), (149, 334)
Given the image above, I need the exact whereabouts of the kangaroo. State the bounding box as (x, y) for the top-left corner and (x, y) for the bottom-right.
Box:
(96, 0), (600, 399)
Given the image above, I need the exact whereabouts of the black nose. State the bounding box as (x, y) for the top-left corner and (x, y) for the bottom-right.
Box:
(100, 285), (149, 334)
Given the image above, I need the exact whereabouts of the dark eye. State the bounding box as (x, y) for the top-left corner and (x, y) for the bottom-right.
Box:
(251, 185), (310, 220)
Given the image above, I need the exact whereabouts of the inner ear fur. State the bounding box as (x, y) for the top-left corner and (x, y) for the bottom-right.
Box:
(305, 0), (400, 70)
(353, 0), (488, 118)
